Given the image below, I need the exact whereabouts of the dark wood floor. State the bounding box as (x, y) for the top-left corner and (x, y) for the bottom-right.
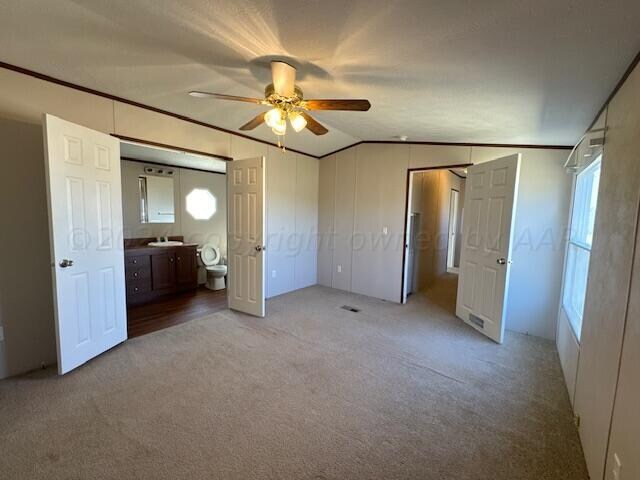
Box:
(127, 286), (228, 338)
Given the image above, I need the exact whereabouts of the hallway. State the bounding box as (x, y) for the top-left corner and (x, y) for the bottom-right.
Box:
(408, 273), (460, 314)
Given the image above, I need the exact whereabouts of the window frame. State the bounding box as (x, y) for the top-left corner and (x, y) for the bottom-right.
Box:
(560, 153), (602, 341)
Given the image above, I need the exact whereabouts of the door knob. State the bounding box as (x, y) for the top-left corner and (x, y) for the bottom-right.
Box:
(255, 245), (266, 252)
(496, 258), (506, 265)
(59, 259), (74, 268)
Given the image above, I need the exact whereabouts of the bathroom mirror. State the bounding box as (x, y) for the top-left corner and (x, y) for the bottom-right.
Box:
(139, 175), (175, 223)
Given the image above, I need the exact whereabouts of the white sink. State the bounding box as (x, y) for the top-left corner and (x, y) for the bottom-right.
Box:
(147, 241), (184, 247)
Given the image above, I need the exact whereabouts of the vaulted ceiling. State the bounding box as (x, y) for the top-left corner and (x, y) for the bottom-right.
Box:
(1, 0), (639, 156)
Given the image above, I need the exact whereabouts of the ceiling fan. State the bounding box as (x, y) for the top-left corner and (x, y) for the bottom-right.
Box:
(189, 61), (371, 137)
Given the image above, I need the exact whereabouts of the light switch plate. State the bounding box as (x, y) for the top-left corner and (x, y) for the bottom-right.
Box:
(337, 265), (342, 273)
(382, 226), (388, 235)
(271, 270), (277, 278)
(0, 326), (4, 342)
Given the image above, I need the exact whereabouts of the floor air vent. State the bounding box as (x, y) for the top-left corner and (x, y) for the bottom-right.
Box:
(469, 314), (484, 329)
(341, 305), (361, 313)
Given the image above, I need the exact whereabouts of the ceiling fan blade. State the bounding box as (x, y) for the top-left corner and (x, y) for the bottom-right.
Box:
(271, 61), (296, 97)
(301, 112), (328, 135)
(304, 99), (371, 111)
(239, 112), (266, 131)
(189, 91), (263, 104)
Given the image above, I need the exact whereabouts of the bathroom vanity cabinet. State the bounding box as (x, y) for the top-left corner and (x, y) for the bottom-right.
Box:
(124, 244), (198, 306)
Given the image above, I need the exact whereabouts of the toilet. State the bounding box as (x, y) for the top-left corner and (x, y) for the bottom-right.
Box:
(197, 244), (227, 291)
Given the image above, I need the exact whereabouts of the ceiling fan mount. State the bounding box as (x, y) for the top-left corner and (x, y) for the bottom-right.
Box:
(263, 83), (304, 109)
(189, 61), (371, 137)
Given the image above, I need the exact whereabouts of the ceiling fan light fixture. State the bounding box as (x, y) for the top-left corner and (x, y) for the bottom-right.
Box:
(189, 61), (371, 138)
(265, 107), (283, 129)
(288, 111), (307, 133)
(271, 119), (287, 136)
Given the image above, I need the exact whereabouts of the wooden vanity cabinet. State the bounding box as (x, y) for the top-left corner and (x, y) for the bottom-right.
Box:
(125, 245), (198, 306)
(125, 254), (152, 298)
(151, 252), (176, 291)
(175, 248), (197, 288)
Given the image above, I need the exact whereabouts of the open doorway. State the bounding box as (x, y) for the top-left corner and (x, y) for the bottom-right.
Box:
(118, 140), (230, 337)
(402, 166), (468, 311)
(42, 115), (266, 374)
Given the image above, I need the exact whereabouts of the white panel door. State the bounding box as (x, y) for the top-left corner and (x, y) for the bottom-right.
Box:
(455, 154), (520, 343)
(43, 114), (127, 374)
(227, 157), (266, 317)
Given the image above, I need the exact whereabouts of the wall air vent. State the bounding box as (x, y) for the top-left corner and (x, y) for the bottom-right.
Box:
(469, 314), (485, 329)
(341, 305), (361, 313)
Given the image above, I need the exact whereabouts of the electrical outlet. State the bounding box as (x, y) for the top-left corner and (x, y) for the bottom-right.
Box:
(271, 270), (277, 278)
(337, 265), (342, 273)
(0, 326), (4, 342)
(613, 453), (621, 480)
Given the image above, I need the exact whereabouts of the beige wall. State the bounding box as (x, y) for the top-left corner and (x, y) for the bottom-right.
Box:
(121, 160), (228, 255)
(318, 142), (571, 333)
(351, 144), (409, 302)
(569, 60), (640, 480)
(114, 102), (230, 158)
(606, 214), (640, 480)
(331, 148), (357, 292)
(0, 117), (57, 379)
(408, 169), (462, 293)
(179, 168), (227, 253)
(226, 136), (320, 297)
(317, 153), (336, 288)
(0, 67), (318, 378)
(555, 110), (608, 407)
(501, 149), (572, 339)
(294, 152), (320, 290)
(409, 170), (439, 291)
(433, 171), (463, 278)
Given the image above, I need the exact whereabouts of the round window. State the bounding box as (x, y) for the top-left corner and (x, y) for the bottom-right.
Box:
(186, 188), (217, 220)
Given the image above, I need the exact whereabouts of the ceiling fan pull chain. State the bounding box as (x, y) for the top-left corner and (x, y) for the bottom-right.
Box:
(277, 135), (287, 152)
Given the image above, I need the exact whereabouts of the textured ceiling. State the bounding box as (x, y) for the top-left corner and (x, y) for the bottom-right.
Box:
(0, 0), (639, 156)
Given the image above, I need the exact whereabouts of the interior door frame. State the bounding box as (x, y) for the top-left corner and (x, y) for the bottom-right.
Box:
(111, 134), (233, 162)
(116, 136), (231, 319)
(400, 163), (472, 303)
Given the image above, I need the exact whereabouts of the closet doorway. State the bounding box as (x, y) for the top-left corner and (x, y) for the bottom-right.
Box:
(401, 165), (468, 310)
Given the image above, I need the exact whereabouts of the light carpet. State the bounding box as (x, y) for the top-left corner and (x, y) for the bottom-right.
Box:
(0, 280), (587, 479)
